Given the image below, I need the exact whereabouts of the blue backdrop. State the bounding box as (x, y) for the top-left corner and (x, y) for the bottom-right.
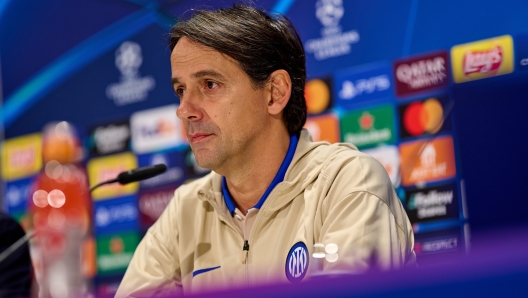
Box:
(2, 0), (528, 294)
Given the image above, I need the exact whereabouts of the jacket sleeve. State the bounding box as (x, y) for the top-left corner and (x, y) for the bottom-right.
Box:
(318, 153), (416, 273)
(115, 191), (182, 297)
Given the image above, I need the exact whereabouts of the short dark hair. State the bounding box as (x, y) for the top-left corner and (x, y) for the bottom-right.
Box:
(169, 5), (307, 135)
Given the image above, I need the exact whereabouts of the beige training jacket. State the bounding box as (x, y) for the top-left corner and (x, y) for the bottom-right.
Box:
(116, 130), (416, 297)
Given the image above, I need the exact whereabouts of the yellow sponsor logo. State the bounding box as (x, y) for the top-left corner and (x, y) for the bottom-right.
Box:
(451, 35), (514, 83)
(305, 79), (330, 115)
(87, 152), (138, 200)
(1, 133), (42, 180)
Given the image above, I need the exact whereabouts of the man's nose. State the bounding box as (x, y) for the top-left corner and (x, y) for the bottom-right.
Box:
(176, 91), (203, 121)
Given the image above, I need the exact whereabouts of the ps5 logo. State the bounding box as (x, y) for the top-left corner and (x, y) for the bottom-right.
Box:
(106, 41), (155, 106)
(6, 183), (30, 208)
(339, 75), (390, 100)
(95, 203), (138, 228)
(150, 154), (168, 167)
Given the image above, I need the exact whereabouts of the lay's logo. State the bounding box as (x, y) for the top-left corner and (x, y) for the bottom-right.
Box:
(87, 152), (138, 200)
(1, 133), (42, 181)
(463, 46), (503, 76)
(451, 35), (514, 83)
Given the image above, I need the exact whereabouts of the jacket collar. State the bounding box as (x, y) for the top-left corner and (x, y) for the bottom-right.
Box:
(196, 129), (357, 215)
(221, 133), (299, 215)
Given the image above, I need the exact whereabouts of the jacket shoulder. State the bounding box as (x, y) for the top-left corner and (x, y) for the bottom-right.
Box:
(299, 140), (394, 202)
(173, 171), (218, 201)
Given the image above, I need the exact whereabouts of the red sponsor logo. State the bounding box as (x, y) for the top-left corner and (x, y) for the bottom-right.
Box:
(359, 112), (374, 130)
(9, 147), (36, 168)
(97, 167), (126, 183)
(394, 51), (449, 97)
(110, 237), (124, 254)
(463, 46), (502, 76)
(139, 189), (174, 226)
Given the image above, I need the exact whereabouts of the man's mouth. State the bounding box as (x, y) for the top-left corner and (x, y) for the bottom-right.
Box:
(188, 133), (213, 143)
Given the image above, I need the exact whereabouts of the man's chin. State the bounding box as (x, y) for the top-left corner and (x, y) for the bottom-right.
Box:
(193, 154), (218, 171)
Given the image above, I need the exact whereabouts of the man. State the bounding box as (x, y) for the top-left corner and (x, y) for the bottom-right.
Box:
(117, 5), (415, 297)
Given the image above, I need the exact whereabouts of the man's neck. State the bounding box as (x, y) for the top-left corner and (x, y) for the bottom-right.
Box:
(223, 128), (291, 213)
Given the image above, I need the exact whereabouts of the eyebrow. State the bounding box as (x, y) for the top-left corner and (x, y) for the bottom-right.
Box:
(171, 69), (227, 86)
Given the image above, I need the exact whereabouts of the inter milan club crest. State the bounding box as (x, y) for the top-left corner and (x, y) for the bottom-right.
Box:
(285, 242), (309, 283)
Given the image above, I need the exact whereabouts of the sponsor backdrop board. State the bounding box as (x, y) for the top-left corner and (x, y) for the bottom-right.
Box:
(2, 0), (528, 292)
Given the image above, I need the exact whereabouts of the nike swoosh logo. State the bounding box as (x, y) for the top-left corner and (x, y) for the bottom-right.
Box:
(192, 266), (221, 277)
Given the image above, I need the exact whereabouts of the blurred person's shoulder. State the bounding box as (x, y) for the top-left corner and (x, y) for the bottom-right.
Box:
(0, 212), (26, 246)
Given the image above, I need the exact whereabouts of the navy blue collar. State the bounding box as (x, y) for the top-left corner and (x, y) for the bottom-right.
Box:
(222, 134), (299, 215)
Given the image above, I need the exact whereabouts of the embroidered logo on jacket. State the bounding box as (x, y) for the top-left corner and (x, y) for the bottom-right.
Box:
(285, 242), (309, 283)
(192, 266), (221, 277)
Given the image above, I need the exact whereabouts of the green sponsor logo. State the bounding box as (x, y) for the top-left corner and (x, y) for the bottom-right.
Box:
(96, 232), (139, 275)
(340, 105), (396, 148)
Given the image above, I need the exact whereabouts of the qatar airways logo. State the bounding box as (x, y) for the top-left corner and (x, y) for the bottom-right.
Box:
(139, 190), (173, 220)
(397, 58), (446, 88)
(463, 46), (503, 75)
(394, 52), (449, 96)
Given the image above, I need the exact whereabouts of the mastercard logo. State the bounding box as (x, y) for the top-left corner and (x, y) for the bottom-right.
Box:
(304, 79), (330, 114)
(403, 98), (443, 136)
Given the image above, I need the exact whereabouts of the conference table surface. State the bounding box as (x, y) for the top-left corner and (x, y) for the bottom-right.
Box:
(181, 226), (528, 298)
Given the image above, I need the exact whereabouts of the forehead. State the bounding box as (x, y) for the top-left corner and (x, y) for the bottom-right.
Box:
(170, 37), (242, 78)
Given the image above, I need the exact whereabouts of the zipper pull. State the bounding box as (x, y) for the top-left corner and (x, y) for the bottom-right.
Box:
(241, 240), (250, 264)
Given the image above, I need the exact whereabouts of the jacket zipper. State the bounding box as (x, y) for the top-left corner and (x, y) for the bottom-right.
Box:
(242, 240), (250, 285)
(199, 191), (247, 265)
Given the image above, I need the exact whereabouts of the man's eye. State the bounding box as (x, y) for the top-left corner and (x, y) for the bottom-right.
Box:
(205, 81), (218, 89)
(175, 88), (185, 97)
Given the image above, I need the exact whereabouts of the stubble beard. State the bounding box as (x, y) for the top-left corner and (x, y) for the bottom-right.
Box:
(192, 143), (225, 171)
(192, 132), (252, 174)
(188, 117), (263, 174)
(187, 121), (225, 171)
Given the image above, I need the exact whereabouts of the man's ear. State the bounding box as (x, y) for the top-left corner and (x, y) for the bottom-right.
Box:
(267, 70), (292, 116)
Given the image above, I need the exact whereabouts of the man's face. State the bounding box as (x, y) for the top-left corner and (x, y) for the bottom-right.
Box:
(171, 37), (270, 171)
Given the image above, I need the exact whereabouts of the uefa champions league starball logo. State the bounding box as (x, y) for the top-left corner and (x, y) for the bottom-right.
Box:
(316, 0), (344, 27)
(115, 41), (143, 79)
(307, 0), (359, 60)
(106, 40), (155, 106)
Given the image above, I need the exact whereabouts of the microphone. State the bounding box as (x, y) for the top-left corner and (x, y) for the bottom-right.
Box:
(89, 163), (167, 192)
(116, 164), (168, 185)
